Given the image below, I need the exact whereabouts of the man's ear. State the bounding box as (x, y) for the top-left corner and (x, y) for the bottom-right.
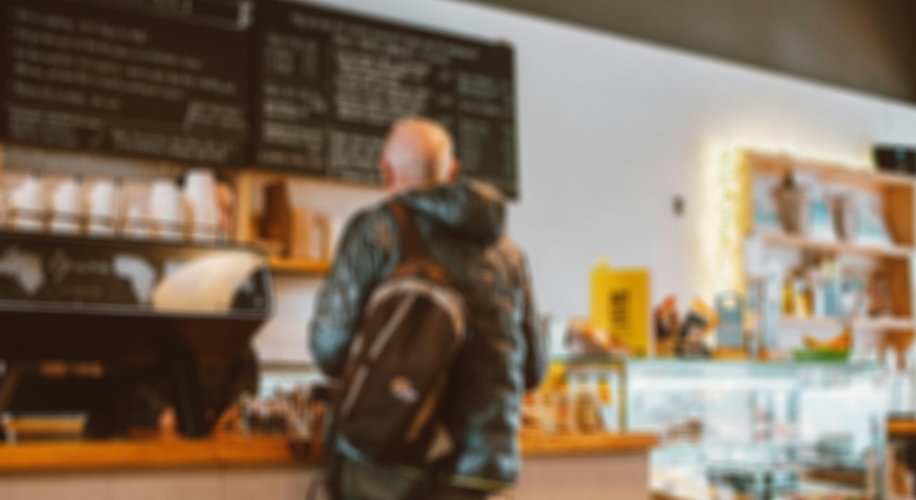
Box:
(446, 159), (460, 182)
(380, 160), (395, 189)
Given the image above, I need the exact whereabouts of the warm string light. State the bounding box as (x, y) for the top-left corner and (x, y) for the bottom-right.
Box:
(711, 145), (868, 297)
(716, 147), (746, 294)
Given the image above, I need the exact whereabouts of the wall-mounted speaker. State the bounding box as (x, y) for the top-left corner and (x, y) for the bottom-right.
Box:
(874, 145), (916, 176)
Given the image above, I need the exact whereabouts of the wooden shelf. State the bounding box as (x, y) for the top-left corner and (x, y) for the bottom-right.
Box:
(855, 317), (916, 331)
(268, 257), (331, 276)
(3, 417), (84, 439)
(761, 233), (913, 259)
(746, 151), (916, 190)
(779, 316), (915, 331)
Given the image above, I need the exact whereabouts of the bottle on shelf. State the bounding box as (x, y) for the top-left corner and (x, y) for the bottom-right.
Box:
(841, 268), (868, 320)
(554, 376), (573, 434)
(572, 374), (597, 434)
(538, 364), (565, 434)
(783, 268), (813, 318)
(759, 262), (784, 361)
(714, 291), (747, 359)
(538, 386), (557, 434)
(745, 282), (762, 360)
(595, 374), (618, 431)
(781, 273), (795, 317)
(807, 263), (826, 318)
(653, 295), (680, 357)
(821, 259), (843, 319)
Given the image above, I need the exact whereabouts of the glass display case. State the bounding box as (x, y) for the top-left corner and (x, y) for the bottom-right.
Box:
(561, 357), (890, 500)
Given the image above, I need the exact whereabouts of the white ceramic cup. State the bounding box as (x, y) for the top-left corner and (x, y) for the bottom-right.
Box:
(11, 174), (45, 232)
(123, 202), (151, 239)
(87, 180), (118, 237)
(183, 169), (219, 243)
(149, 180), (183, 241)
(50, 177), (82, 235)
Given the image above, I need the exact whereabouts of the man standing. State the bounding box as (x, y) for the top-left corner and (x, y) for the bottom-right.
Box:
(309, 118), (545, 499)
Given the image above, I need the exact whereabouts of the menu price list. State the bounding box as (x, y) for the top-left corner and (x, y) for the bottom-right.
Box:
(255, 0), (518, 196)
(0, 0), (253, 165)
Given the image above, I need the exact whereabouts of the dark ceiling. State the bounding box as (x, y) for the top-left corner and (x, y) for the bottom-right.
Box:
(459, 0), (916, 104)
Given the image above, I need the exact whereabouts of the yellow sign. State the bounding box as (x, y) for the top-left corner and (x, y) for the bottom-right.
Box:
(590, 260), (652, 356)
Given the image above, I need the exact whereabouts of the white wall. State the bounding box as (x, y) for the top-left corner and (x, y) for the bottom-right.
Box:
(254, 0), (916, 364)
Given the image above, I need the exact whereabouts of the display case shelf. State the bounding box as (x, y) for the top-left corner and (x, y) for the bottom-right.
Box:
(557, 355), (883, 377)
(625, 359), (882, 380)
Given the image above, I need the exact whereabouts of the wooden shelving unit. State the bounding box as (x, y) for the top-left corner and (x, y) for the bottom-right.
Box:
(746, 150), (915, 251)
(742, 150), (915, 336)
(231, 170), (335, 278)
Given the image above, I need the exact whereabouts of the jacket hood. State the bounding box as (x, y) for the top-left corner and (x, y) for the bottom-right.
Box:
(395, 180), (506, 244)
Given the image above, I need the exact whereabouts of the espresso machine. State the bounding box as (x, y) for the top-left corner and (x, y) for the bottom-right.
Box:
(0, 231), (273, 438)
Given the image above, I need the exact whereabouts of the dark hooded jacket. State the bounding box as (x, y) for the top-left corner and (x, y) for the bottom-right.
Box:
(309, 180), (546, 489)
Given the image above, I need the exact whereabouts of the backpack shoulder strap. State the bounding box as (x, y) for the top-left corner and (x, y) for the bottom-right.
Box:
(390, 202), (428, 261)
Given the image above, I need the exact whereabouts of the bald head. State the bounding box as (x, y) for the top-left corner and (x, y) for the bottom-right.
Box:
(379, 118), (458, 192)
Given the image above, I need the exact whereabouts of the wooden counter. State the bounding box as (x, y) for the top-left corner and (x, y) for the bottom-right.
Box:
(0, 437), (300, 473)
(0, 431), (658, 473)
(521, 431), (660, 457)
(0, 433), (659, 500)
(517, 431), (658, 500)
(889, 420), (916, 437)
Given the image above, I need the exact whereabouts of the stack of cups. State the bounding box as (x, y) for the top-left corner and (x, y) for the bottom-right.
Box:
(122, 200), (150, 239)
(50, 176), (83, 235)
(184, 169), (219, 243)
(10, 173), (45, 232)
(149, 180), (184, 241)
(86, 180), (119, 238)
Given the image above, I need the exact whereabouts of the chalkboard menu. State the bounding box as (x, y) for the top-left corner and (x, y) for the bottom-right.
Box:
(0, 0), (519, 196)
(254, 0), (518, 196)
(0, 0), (253, 165)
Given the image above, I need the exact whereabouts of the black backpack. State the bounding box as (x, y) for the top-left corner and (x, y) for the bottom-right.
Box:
(334, 202), (467, 464)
